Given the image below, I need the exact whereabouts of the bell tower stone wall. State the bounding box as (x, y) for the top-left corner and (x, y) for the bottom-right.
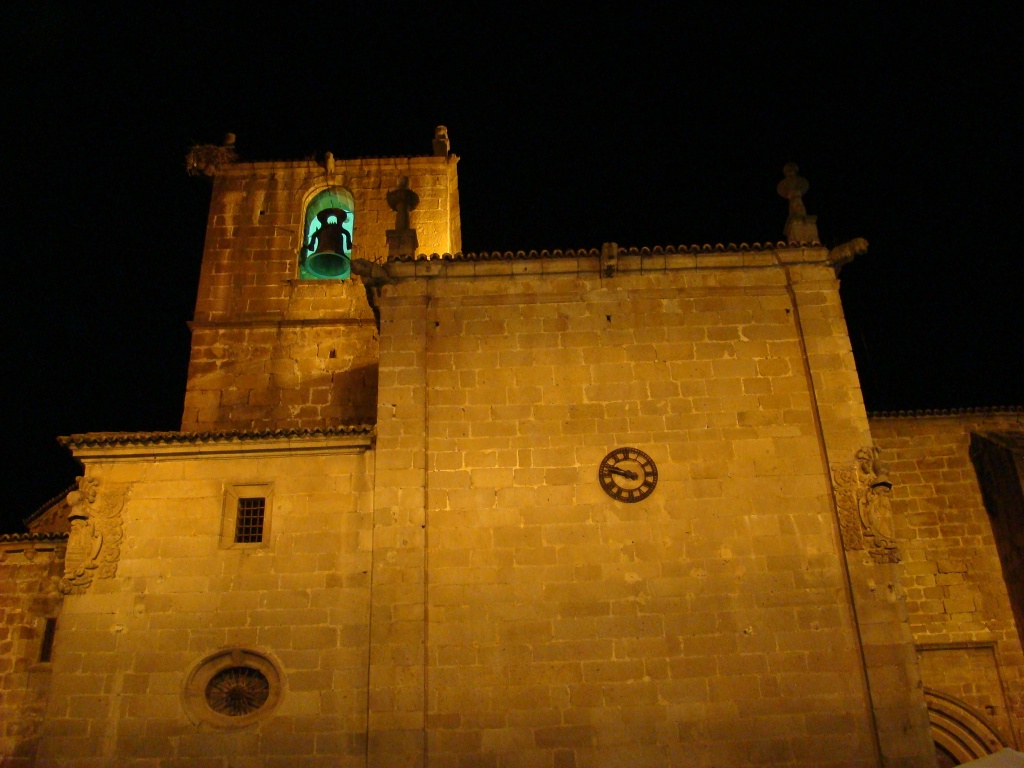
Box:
(182, 154), (460, 432)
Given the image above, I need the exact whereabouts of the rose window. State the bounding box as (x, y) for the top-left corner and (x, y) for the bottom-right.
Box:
(205, 667), (270, 716)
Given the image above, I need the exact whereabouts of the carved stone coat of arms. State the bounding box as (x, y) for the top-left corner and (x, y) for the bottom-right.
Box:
(60, 476), (125, 594)
(830, 446), (901, 564)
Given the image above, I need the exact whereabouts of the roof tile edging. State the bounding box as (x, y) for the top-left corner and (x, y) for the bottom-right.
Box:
(23, 483), (76, 527)
(869, 406), (1023, 419)
(0, 531), (68, 544)
(389, 242), (820, 263)
(59, 425), (376, 449)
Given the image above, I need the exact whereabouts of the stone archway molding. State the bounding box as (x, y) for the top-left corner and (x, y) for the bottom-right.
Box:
(925, 687), (1010, 764)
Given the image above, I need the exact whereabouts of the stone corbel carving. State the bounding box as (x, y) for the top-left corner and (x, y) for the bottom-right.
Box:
(60, 476), (125, 595)
(351, 258), (395, 331)
(831, 446), (901, 564)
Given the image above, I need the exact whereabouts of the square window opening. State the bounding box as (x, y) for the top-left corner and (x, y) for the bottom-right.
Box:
(234, 497), (266, 543)
(221, 483), (273, 549)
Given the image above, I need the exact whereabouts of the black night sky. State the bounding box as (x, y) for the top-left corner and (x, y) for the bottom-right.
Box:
(2, 5), (1021, 532)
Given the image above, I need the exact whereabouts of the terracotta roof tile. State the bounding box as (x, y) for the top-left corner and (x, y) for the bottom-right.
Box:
(59, 425), (375, 449)
(869, 406), (1022, 418)
(389, 242), (812, 263)
(227, 153), (445, 168)
(22, 483), (76, 527)
(0, 531), (68, 543)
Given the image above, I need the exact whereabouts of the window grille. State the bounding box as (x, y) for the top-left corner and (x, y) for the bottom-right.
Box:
(234, 497), (266, 543)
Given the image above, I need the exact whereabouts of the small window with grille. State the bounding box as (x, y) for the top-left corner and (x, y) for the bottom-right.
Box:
(221, 484), (272, 549)
(234, 497), (266, 543)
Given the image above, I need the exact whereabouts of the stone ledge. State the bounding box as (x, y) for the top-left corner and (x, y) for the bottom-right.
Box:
(59, 427), (375, 460)
(870, 406), (1022, 419)
(188, 317), (377, 330)
(214, 154), (457, 174)
(0, 531), (68, 544)
(385, 244), (831, 279)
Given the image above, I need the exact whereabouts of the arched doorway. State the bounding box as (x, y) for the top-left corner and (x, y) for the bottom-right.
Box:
(925, 688), (1010, 766)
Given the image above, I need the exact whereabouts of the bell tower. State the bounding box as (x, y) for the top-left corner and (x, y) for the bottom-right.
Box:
(181, 128), (461, 431)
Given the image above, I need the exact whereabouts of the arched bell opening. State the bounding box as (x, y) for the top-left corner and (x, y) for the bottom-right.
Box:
(300, 188), (355, 280)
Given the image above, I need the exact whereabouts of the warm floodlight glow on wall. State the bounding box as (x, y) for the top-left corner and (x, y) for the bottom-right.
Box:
(300, 189), (355, 280)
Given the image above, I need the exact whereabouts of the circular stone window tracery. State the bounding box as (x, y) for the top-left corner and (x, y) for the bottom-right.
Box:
(183, 649), (282, 727)
(206, 666), (270, 716)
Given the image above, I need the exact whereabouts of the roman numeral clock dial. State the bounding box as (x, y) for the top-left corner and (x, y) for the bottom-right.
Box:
(599, 448), (658, 503)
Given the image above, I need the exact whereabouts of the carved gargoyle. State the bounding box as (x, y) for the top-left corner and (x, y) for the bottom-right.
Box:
(60, 476), (125, 594)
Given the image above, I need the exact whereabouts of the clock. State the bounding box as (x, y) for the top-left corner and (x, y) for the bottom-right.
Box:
(599, 447), (658, 503)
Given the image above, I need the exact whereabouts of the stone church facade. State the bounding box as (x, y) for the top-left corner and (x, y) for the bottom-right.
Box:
(1, 130), (1021, 767)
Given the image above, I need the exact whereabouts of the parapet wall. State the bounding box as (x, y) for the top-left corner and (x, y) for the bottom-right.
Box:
(193, 155), (460, 325)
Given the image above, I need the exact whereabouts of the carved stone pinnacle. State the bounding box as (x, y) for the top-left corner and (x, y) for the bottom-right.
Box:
(776, 162), (820, 244)
(433, 126), (450, 157)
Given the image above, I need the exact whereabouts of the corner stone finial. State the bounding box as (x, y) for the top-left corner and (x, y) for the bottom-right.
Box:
(601, 242), (618, 277)
(185, 133), (239, 177)
(776, 162), (820, 244)
(433, 125), (450, 157)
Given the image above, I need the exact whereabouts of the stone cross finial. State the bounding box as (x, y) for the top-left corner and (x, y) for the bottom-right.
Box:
(776, 163), (820, 244)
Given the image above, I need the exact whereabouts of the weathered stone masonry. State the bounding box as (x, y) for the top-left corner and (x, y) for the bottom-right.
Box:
(2, 135), (1021, 767)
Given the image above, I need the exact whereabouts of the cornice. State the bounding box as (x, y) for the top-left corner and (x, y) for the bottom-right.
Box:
(869, 406), (1023, 419)
(0, 531), (68, 544)
(22, 483), (75, 527)
(59, 426), (375, 460)
(389, 242), (822, 264)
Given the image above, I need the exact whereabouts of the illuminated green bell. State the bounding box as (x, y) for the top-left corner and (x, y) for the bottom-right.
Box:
(304, 208), (351, 279)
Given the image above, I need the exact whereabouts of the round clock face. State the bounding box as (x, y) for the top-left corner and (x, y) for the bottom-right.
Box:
(599, 447), (658, 503)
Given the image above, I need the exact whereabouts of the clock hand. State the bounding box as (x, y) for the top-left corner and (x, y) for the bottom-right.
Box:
(607, 466), (638, 480)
